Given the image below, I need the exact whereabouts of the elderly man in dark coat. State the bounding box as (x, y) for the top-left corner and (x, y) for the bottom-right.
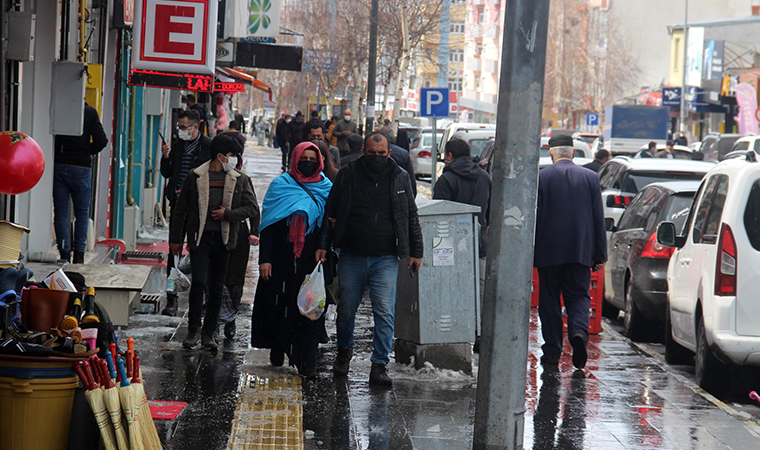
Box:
(534, 135), (607, 370)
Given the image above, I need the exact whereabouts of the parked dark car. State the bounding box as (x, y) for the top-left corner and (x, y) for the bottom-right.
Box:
(603, 181), (700, 340)
(700, 133), (748, 161)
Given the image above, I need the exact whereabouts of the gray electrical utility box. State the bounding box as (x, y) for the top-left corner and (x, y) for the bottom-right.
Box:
(395, 199), (481, 345)
(50, 61), (86, 136)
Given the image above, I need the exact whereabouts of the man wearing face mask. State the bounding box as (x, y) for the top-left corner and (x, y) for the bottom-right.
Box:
(276, 114), (292, 171)
(160, 109), (212, 315)
(332, 109), (358, 158)
(170, 133), (259, 351)
(316, 132), (423, 387)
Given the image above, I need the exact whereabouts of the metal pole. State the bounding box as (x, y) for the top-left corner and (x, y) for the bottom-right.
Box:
(473, 0), (550, 448)
(431, 117), (438, 189)
(366, 0), (379, 136)
(680, 0), (689, 134)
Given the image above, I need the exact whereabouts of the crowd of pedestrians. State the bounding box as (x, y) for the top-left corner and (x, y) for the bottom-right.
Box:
(159, 104), (610, 385)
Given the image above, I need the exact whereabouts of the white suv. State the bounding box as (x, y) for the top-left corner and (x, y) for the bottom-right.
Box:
(598, 157), (714, 233)
(657, 151), (760, 389)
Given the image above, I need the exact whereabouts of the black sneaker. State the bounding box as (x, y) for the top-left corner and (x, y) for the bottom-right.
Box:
(270, 348), (285, 367)
(298, 365), (317, 380)
(224, 321), (236, 340)
(570, 334), (587, 369)
(183, 328), (201, 349)
(201, 330), (218, 351)
(369, 363), (393, 387)
(333, 347), (353, 377)
(73, 251), (85, 264)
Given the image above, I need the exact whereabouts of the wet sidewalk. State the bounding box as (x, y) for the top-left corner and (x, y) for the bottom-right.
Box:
(119, 143), (760, 450)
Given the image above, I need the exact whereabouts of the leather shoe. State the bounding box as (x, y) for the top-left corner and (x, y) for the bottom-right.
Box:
(570, 334), (587, 369)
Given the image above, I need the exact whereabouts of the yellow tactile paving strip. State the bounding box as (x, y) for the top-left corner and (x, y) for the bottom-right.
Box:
(227, 373), (305, 450)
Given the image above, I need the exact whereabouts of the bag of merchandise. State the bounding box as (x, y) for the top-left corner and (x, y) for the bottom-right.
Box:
(297, 262), (326, 321)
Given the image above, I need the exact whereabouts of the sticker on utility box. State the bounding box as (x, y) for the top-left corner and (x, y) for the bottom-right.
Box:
(432, 237), (454, 267)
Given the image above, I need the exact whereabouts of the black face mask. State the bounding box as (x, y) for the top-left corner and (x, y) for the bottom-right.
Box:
(363, 155), (388, 173)
(298, 160), (319, 177)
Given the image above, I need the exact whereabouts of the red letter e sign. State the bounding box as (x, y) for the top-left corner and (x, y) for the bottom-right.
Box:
(132, 0), (218, 75)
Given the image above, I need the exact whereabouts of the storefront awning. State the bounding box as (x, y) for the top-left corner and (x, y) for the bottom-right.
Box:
(215, 67), (273, 101)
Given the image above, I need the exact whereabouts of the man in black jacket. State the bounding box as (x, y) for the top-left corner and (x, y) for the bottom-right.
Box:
(316, 132), (423, 387)
(285, 111), (306, 167)
(339, 133), (365, 168)
(582, 149), (610, 173)
(53, 102), (109, 263)
(433, 138), (491, 296)
(160, 109), (212, 315)
(170, 134), (259, 351)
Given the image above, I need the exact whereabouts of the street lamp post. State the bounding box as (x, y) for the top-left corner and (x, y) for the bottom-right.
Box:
(680, 0), (689, 134)
(365, 0), (379, 136)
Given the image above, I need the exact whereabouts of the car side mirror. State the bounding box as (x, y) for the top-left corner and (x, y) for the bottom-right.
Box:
(656, 222), (677, 247)
(605, 218), (617, 232)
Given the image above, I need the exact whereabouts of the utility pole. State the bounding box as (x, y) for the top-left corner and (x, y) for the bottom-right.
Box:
(366, 0), (379, 136)
(680, 0), (689, 134)
(473, 0), (550, 448)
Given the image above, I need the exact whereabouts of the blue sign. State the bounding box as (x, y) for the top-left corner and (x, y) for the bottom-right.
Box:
(586, 113), (599, 127)
(420, 88), (450, 118)
(662, 87), (682, 107)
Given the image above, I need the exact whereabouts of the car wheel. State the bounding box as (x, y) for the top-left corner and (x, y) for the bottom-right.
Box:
(623, 281), (645, 340)
(601, 299), (620, 320)
(695, 315), (729, 391)
(664, 301), (692, 365)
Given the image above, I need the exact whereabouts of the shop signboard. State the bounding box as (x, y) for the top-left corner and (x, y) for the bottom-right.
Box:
(686, 27), (704, 87)
(662, 87), (681, 107)
(132, 0), (218, 75)
(735, 83), (759, 135)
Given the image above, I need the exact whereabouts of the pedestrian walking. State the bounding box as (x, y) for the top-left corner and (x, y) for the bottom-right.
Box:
(325, 116), (339, 147)
(396, 128), (410, 151)
(170, 133), (259, 351)
(286, 111), (307, 167)
(303, 111), (323, 142)
(432, 137), (491, 308)
(316, 132), (423, 387)
(307, 122), (341, 167)
(160, 109), (212, 316)
(223, 176), (260, 340)
(233, 107), (245, 134)
(675, 131), (688, 146)
(53, 102), (108, 263)
(277, 114), (292, 171)
(636, 141), (656, 158)
(534, 135), (607, 370)
(339, 134), (365, 168)
(223, 120), (247, 149)
(582, 149), (610, 173)
(655, 140), (677, 159)
(332, 110), (358, 157)
(251, 141), (333, 378)
(184, 94), (207, 135)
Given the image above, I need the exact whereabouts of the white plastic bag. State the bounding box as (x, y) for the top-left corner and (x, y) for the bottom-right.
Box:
(297, 262), (326, 321)
(168, 256), (191, 292)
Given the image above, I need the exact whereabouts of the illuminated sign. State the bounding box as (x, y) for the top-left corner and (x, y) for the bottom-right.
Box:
(129, 69), (214, 92)
(213, 82), (245, 93)
(132, 0), (218, 75)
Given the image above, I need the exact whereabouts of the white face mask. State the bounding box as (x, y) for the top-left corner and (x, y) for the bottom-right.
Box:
(223, 156), (238, 172)
(344, 115), (351, 121)
(286, 119), (292, 123)
(178, 129), (193, 141)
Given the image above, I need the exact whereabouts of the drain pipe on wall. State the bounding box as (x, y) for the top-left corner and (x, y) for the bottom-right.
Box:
(126, 84), (135, 207)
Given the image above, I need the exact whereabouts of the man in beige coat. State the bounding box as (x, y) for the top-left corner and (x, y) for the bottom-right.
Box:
(170, 133), (259, 351)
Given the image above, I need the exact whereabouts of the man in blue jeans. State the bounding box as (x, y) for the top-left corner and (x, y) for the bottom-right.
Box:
(317, 132), (423, 386)
(53, 102), (108, 263)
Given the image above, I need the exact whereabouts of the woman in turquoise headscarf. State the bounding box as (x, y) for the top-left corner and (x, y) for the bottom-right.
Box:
(251, 141), (333, 378)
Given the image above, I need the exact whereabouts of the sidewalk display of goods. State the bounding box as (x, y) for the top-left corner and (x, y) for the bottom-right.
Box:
(0, 224), (163, 449)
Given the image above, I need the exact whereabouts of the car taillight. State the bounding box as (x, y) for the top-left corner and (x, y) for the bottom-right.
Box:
(419, 151), (432, 158)
(607, 195), (632, 208)
(641, 233), (674, 258)
(715, 224), (737, 297)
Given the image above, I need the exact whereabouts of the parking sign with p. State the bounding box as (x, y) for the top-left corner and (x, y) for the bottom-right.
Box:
(420, 88), (450, 118)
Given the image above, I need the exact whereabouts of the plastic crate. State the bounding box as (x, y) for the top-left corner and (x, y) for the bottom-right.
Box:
(530, 268), (604, 335)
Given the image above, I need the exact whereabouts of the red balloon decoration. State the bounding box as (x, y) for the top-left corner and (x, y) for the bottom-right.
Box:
(0, 132), (45, 195)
